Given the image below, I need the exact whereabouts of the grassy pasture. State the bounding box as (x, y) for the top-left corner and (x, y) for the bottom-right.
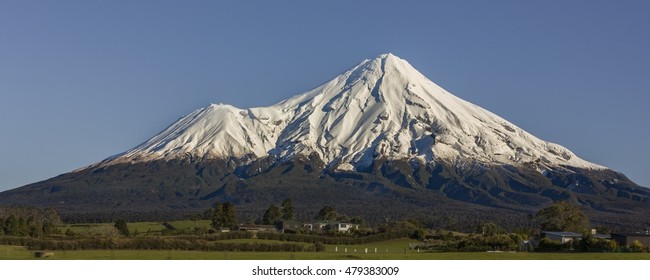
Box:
(2, 242), (650, 260)
(216, 239), (312, 245)
(321, 238), (415, 253)
(57, 220), (213, 236)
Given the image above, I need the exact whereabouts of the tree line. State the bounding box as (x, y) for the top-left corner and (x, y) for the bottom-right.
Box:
(0, 207), (62, 237)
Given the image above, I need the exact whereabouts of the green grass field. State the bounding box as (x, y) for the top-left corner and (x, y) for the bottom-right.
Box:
(216, 238), (312, 245)
(57, 220), (213, 236)
(3, 241), (650, 260)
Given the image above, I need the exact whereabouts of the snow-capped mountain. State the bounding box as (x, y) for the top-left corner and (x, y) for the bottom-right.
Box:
(107, 53), (602, 171)
(2, 53), (648, 229)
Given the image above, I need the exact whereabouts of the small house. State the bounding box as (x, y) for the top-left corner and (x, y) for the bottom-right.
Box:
(334, 222), (359, 233)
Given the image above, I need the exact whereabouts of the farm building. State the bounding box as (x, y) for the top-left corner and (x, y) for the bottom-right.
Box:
(277, 220), (313, 233)
(611, 233), (650, 248)
(542, 231), (610, 244)
(542, 231), (583, 244)
(296, 221), (359, 233)
(238, 224), (278, 232)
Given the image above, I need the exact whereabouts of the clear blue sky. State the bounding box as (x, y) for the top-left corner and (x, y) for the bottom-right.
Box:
(1, 0), (648, 192)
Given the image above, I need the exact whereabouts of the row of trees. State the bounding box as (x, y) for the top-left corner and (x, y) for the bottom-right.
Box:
(0, 207), (62, 237)
(206, 198), (296, 229)
(414, 232), (525, 252)
(313, 205), (365, 225)
(204, 199), (369, 234)
(262, 198), (294, 225)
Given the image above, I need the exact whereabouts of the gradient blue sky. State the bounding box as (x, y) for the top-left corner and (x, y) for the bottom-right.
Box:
(1, 0), (648, 192)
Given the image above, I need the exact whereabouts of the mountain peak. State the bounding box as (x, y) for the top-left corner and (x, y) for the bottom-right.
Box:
(105, 54), (604, 172)
(376, 52), (398, 60)
(365, 53), (417, 74)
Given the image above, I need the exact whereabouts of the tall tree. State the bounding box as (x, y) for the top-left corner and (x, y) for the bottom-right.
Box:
(281, 198), (294, 220)
(16, 217), (28, 236)
(315, 205), (338, 221)
(263, 204), (281, 225)
(41, 222), (57, 236)
(477, 222), (506, 235)
(211, 203), (225, 229)
(43, 207), (62, 225)
(536, 201), (589, 232)
(350, 216), (365, 226)
(201, 208), (214, 220)
(114, 219), (130, 236)
(222, 202), (238, 229)
(3, 215), (18, 236)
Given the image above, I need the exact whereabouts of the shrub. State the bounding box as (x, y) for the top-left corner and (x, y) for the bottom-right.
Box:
(630, 240), (644, 253)
(315, 242), (325, 252)
(537, 238), (565, 252)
